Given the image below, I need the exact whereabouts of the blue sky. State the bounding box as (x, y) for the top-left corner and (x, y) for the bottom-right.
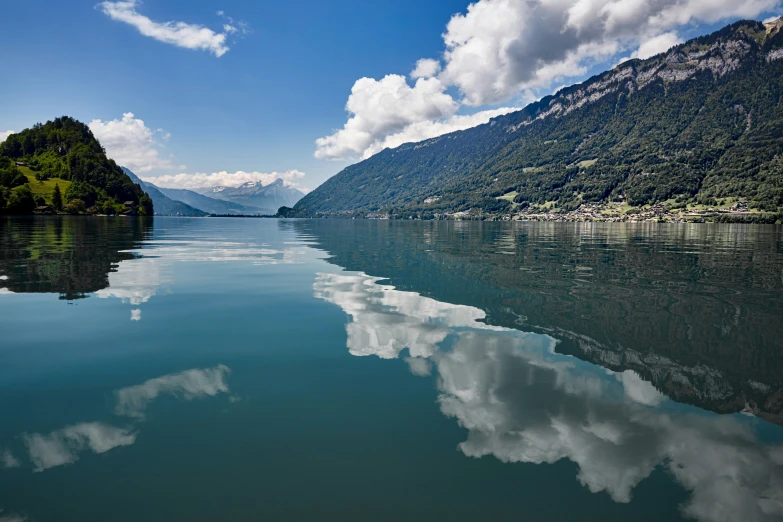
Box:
(1, 0), (782, 192)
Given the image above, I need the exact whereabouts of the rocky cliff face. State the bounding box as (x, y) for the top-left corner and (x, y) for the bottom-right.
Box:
(515, 21), (783, 128)
(524, 42), (751, 126)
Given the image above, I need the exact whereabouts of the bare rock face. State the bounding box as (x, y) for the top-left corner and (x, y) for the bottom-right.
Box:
(765, 17), (783, 36)
(767, 48), (783, 62)
(509, 22), (770, 131)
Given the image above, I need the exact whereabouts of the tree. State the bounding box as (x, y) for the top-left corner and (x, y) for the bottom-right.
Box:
(52, 184), (63, 211)
(6, 185), (36, 214)
(64, 181), (98, 208)
(63, 199), (86, 215)
(138, 193), (153, 216)
(102, 199), (116, 215)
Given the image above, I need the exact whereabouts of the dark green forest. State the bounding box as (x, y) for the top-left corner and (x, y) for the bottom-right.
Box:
(292, 20), (783, 218)
(0, 116), (153, 215)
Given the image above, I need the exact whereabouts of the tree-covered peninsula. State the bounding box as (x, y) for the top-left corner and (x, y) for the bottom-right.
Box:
(0, 116), (153, 215)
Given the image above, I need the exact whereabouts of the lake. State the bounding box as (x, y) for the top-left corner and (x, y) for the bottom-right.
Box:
(1, 216), (782, 522)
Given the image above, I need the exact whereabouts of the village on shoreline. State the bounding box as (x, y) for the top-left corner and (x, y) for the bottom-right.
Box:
(342, 200), (783, 224)
(496, 202), (780, 224)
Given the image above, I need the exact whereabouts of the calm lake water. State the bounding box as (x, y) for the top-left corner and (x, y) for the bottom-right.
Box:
(1, 216), (783, 522)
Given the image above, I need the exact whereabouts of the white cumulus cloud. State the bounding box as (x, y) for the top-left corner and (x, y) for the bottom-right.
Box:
(0, 131), (13, 143)
(441, 0), (777, 106)
(314, 75), (458, 160)
(97, 0), (234, 57)
(363, 107), (516, 158)
(317, 0), (781, 160)
(632, 31), (684, 59)
(144, 169), (307, 191)
(411, 58), (442, 79)
(89, 113), (180, 173)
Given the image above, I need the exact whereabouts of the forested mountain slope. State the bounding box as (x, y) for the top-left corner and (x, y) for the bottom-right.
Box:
(0, 117), (153, 215)
(293, 19), (783, 217)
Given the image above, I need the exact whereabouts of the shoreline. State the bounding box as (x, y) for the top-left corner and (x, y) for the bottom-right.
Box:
(5, 210), (781, 224)
(285, 208), (783, 224)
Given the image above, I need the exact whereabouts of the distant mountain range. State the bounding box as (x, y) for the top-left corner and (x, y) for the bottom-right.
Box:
(291, 18), (783, 218)
(122, 168), (207, 217)
(122, 168), (304, 216)
(197, 179), (304, 213)
(157, 187), (266, 216)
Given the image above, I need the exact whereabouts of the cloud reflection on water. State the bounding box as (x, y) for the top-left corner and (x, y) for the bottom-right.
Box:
(114, 364), (232, 419)
(96, 240), (307, 320)
(96, 256), (168, 306)
(314, 271), (783, 522)
(14, 365), (232, 473)
(0, 451), (19, 469)
(23, 423), (136, 473)
(0, 510), (26, 522)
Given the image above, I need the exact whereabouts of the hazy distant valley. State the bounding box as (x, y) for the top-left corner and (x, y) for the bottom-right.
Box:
(124, 168), (304, 216)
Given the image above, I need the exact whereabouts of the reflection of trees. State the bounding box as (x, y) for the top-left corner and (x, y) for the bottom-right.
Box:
(296, 220), (783, 424)
(0, 217), (151, 300)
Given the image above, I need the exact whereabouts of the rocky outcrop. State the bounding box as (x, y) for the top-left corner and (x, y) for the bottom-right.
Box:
(509, 30), (763, 131)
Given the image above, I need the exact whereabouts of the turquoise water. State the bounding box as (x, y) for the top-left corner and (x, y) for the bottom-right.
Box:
(1, 217), (782, 522)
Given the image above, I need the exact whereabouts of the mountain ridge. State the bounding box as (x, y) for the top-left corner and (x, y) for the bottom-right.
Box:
(291, 18), (783, 219)
(200, 178), (303, 212)
(131, 174), (287, 216)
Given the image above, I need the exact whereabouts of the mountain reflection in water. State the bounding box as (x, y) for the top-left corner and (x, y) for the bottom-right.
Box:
(0, 217), (307, 322)
(1, 217), (782, 522)
(0, 216), (150, 300)
(314, 271), (783, 522)
(295, 220), (783, 424)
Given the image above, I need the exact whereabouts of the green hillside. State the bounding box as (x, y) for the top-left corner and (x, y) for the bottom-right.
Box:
(18, 165), (72, 201)
(292, 19), (783, 219)
(0, 116), (153, 215)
